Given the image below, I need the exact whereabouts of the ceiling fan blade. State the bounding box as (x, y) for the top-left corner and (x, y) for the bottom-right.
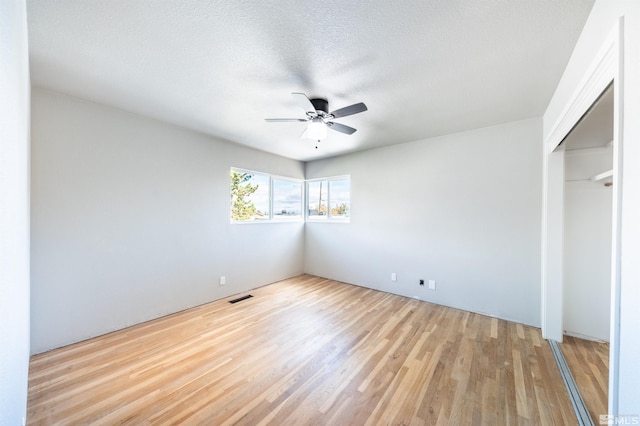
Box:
(327, 122), (357, 135)
(291, 92), (316, 113)
(265, 118), (308, 122)
(330, 102), (367, 119)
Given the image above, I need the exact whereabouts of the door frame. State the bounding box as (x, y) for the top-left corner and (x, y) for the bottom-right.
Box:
(541, 18), (624, 414)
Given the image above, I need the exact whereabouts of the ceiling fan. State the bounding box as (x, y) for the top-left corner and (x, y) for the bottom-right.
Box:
(265, 93), (367, 148)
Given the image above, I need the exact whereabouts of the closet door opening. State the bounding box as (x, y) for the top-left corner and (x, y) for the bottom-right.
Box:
(560, 84), (613, 421)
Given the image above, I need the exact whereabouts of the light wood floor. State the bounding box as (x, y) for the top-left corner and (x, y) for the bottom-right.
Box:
(28, 275), (577, 425)
(561, 335), (609, 422)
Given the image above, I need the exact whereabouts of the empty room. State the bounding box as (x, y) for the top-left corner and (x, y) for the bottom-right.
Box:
(2, 0), (640, 425)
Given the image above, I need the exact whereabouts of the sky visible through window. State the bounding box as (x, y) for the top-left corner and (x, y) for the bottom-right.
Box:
(274, 179), (302, 217)
(308, 177), (350, 219)
(307, 180), (327, 215)
(231, 169), (303, 221)
(232, 169), (348, 222)
(247, 173), (270, 219)
(330, 179), (350, 217)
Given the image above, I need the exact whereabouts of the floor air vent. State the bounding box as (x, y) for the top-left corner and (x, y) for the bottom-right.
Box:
(229, 295), (253, 304)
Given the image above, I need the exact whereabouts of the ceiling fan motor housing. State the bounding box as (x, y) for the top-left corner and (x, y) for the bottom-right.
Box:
(265, 93), (366, 140)
(310, 98), (329, 114)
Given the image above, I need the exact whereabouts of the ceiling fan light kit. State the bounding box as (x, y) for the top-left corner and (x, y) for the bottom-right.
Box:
(307, 118), (328, 141)
(265, 92), (367, 148)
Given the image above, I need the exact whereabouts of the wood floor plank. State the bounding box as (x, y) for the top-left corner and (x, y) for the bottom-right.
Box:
(28, 275), (578, 425)
(561, 335), (609, 422)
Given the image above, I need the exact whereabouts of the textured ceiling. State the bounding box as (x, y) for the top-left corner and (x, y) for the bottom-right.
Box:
(27, 0), (595, 161)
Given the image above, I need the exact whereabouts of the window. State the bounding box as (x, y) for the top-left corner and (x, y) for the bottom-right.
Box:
(273, 178), (302, 219)
(329, 178), (350, 219)
(307, 176), (350, 221)
(230, 168), (302, 222)
(307, 180), (328, 218)
(230, 169), (348, 223)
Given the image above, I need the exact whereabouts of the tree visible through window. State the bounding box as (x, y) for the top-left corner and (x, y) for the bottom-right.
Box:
(230, 171), (257, 221)
(230, 170), (270, 221)
(230, 169), (301, 222)
(307, 180), (327, 218)
(307, 176), (350, 221)
(329, 179), (350, 218)
(230, 169), (346, 223)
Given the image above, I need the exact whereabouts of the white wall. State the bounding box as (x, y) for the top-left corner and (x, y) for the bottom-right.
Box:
(544, 0), (640, 414)
(31, 88), (305, 354)
(563, 178), (612, 341)
(305, 118), (542, 326)
(563, 148), (613, 342)
(541, 147), (565, 341)
(0, 1), (31, 424)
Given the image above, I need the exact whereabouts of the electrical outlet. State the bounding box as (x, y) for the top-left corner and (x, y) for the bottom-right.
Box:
(219, 276), (226, 286)
(428, 279), (436, 290)
(391, 273), (397, 282)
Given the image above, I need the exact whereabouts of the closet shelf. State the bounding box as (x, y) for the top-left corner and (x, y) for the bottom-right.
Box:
(590, 169), (613, 182)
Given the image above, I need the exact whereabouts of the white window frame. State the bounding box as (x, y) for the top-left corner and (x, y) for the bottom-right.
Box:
(272, 176), (304, 222)
(305, 175), (351, 223)
(230, 167), (304, 224)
